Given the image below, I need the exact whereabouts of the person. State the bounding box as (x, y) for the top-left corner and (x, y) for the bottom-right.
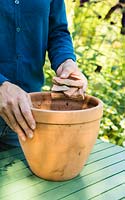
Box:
(0, 0), (87, 146)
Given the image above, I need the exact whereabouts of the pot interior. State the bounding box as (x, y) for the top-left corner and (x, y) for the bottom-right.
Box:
(31, 92), (99, 111)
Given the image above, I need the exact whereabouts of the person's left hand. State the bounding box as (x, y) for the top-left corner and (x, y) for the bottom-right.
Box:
(52, 59), (87, 99)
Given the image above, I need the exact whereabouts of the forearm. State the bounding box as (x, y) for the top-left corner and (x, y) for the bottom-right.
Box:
(48, 0), (76, 72)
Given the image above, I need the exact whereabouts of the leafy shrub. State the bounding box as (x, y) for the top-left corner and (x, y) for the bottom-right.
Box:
(43, 0), (125, 146)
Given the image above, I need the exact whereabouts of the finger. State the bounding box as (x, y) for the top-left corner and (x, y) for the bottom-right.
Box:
(82, 76), (88, 92)
(70, 73), (82, 80)
(18, 97), (36, 130)
(27, 93), (36, 128)
(78, 88), (85, 100)
(1, 112), (27, 142)
(71, 70), (85, 80)
(12, 103), (34, 139)
(72, 71), (88, 92)
(53, 77), (83, 88)
(27, 93), (33, 107)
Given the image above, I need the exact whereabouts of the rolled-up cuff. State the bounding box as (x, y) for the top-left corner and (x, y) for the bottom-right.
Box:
(51, 53), (76, 72)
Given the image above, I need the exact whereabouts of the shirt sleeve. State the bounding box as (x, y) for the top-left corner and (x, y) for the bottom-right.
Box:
(0, 73), (9, 85)
(48, 0), (76, 72)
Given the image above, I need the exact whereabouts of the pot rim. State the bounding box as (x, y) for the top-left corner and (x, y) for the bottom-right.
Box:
(30, 92), (103, 124)
(30, 92), (103, 113)
(31, 100), (103, 113)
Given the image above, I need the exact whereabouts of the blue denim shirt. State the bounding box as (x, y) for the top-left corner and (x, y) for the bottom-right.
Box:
(0, 0), (76, 92)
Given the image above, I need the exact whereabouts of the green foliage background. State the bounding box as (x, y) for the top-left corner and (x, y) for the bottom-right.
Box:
(43, 0), (125, 147)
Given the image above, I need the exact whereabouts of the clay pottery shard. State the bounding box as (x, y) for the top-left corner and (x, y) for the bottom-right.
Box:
(19, 92), (103, 181)
(51, 84), (70, 92)
(64, 88), (85, 100)
(63, 87), (78, 97)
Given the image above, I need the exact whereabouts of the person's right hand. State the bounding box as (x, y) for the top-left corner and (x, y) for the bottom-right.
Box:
(0, 81), (36, 142)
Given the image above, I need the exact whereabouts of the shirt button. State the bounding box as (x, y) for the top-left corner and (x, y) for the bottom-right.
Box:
(15, 0), (19, 4)
(16, 27), (21, 32)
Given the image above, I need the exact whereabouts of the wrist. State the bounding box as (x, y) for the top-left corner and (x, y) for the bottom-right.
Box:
(0, 81), (11, 88)
(64, 59), (75, 64)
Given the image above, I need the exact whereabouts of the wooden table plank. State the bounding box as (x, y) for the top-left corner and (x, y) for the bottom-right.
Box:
(91, 184), (125, 200)
(0, 140), (124, 200)
(1, 158), (124, 200)
(86, 146), (124, 164)
(0, 150), (124, 196)
(57, 172), (125, 200)
(0, 139), (103, 160)
(91, 142), (115, 154)
(0, 141), (123, 170)
(95, 140), (103, 144)
(0, 145), (124, 184)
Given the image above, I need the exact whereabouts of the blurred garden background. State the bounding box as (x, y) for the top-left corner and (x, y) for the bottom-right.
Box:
(43, 0), (125, 147)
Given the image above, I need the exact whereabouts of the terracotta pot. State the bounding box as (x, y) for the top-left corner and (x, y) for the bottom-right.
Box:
(19, 92), (103, 181)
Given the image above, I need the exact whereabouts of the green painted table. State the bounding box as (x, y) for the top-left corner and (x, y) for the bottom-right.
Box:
(0, 140), (125, 200)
